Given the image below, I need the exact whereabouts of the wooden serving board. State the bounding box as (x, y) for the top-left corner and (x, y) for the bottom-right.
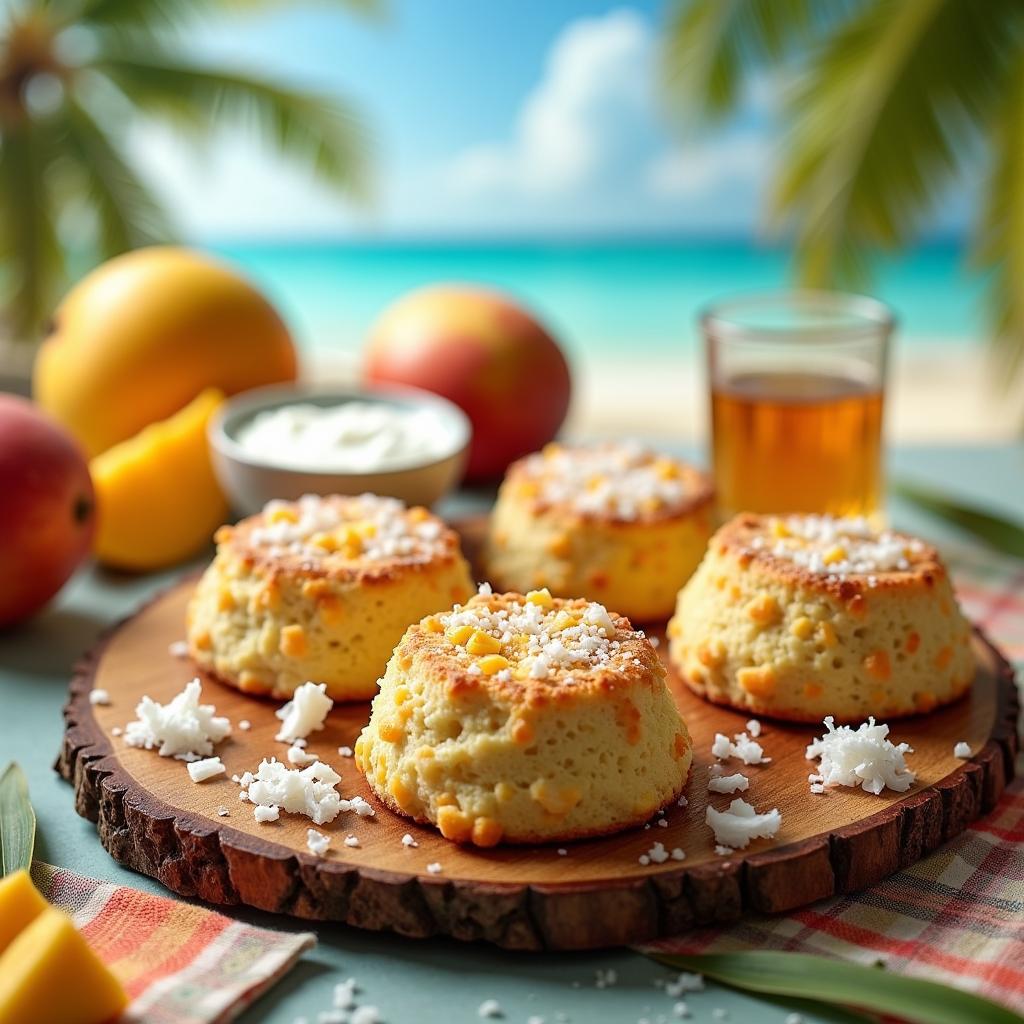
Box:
(60, 522), (1019, 951)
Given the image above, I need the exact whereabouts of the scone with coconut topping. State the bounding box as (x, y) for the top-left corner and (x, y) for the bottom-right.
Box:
(355, 586), (691, 845)
(483, 442), (714, 622)
(668, 513), (975, 722)
(187, 493), (474, 701)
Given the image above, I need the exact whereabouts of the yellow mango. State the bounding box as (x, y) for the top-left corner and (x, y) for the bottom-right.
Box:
(34, 246), (297, 458)
(0, 871), (47, 955)
(90, 388), (228, 570)
(0, 907), (128, 1024)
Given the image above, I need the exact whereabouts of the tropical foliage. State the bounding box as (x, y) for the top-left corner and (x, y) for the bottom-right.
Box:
(662, 0), (1024, 385)
(0, 0), (374, 342)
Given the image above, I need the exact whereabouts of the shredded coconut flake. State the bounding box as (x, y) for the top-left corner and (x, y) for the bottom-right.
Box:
(242, 759), (343, 824)
(168, 640), (189, 658)
(478, 999), (503, 1019)
(706, 798), (782, 849)
(251, 493), (450, 565)
(711, 731), (767, 765)
(238, 719), (251, 731)
(254, 804), (279, 823)
(763, 514), (925, 578)
(306, 828), (330, 857)
(426, 862), (443, 875)
(440, 592), (634, 681)
(343, 835), (360, 848)
(89, 688), (111, 706)
(338, 745), (354, 757)
(665, 972), (704, 997)
(806, 716), (916, 795)
(401, 833), (418, 848)
(707, 772), (749, 794)
(123, 679), (230, 760)
(187, 756), (225, 783)
(745, 719), (761, 738)
(275, 682), (333, 743)
(517, 442), (700, 521)
(287, 745), (319, 767)
(954, 741), (971, 759)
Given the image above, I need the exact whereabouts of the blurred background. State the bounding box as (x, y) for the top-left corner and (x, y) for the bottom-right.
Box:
(3, 0), (1023, 442)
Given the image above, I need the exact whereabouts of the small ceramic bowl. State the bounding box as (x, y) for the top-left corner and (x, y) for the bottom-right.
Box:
(209, 383), (471, 515)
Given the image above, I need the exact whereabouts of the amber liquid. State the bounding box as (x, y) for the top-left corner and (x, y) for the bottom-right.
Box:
(711, 371), (883, 519)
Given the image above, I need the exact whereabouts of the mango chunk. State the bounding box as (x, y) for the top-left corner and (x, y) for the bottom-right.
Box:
(0, 871), (48, 955)
(0, 907), (128, 1024)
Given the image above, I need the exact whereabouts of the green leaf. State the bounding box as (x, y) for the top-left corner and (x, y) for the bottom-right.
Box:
(74, 0), (383, 32)
(773, 0), (1021, 289)
(0, 118), (65, 342)
(59, 98), (175, 256)
(94, 53), (371, 198)
(893, 480), (1024, 558)
(0, 763), (36, 878)
(649, 951), (1021, 1024)
(973, 51), (1024, 390)
(660, 0), (851, 122)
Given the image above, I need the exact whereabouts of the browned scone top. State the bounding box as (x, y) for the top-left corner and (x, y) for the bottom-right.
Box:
(501, 442), (714, 525)
(398, 589), (667, 706)
(711, 512), (949, 600)
(217, 493), (467, 584)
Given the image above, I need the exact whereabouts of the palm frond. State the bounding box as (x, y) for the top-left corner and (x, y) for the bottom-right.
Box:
(660, 0), (852, 122)
(94, 53), (370, 198)
(72, 0), (381, 32)
(772, 0), (1021, 289)
(58, 99), (173, 256)
(974, 50), (1024, 387)
(0, 119), (64, 342)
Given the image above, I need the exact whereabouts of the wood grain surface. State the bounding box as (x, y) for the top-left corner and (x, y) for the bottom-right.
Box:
(59, 521), (1020, 950)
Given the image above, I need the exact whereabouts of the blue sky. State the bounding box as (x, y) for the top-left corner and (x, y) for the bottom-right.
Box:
(129, 1), (967, 241)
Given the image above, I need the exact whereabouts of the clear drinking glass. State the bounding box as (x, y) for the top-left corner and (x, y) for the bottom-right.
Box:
(703, 290), (894, 521)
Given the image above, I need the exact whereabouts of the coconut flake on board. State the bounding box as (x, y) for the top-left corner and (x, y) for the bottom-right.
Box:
(805, 716), (915, 795)
(242, 759), (343, 824)
(707, 772), (749, 794)
(710, 731), (769, 765)
(123, 678), (230, 761)
(705, 798), (782, 850)
(275, 681), (333, 743)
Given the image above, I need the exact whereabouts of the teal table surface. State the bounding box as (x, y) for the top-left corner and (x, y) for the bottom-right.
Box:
(2, 444), (1022, 1024)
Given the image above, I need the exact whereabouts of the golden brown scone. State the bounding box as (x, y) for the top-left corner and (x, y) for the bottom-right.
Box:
(668, 513), (975, 722)
(483, 442), (714, 621)
(355, 587), (691, 845)
(187, 493), (474, 700)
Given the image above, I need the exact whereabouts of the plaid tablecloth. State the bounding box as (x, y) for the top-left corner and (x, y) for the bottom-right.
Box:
(642, 540), (1024, 1015)
(31, 863), (314, 1024)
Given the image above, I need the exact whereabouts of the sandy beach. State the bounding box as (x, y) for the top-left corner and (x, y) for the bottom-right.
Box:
(306, 344), (1023, 446)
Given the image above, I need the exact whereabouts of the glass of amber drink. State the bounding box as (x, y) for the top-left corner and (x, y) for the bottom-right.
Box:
(703, 291), (893, 520)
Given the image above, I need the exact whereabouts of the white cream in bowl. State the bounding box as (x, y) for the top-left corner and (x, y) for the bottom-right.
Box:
(235, 401), (455, 472)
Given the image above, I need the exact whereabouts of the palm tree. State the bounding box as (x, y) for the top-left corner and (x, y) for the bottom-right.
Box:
(0, 0), (374, 343)
(661, 0), (1024, 385)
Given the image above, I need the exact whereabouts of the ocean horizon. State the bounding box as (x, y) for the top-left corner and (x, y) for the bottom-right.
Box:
(207, 239), (988, 364)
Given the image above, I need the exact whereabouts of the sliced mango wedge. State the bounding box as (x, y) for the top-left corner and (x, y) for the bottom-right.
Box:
(0, 906), (128, 1024)
(0, 870), (48, 954)
(91, 387), (228, 570)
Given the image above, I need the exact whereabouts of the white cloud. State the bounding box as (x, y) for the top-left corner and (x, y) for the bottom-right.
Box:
(646, 134), (773, 199)
(447, 8), (653, 196)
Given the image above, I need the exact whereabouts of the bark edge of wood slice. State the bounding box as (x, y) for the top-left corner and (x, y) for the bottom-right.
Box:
(58, 575), (1020, 952)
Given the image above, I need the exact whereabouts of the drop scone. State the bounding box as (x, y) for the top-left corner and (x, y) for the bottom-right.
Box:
(187, 494), (474, 701)
(355, 587), (692, 845)
(668, 514), (975, 722)
(483, 442), (714, 622)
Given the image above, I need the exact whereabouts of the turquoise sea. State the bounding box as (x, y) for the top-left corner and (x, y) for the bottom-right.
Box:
(208, 240), (987, 362)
